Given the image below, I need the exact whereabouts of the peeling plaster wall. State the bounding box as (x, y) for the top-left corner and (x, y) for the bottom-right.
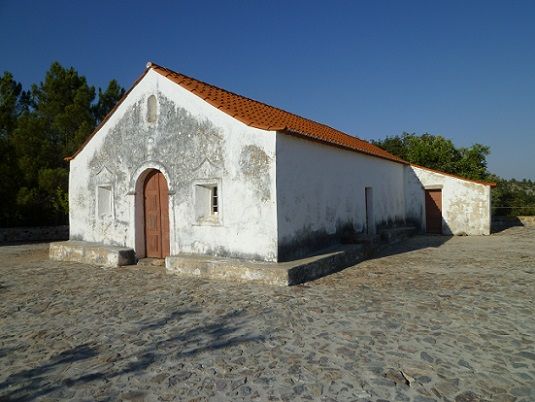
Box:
(275, 134), (406, 260)
(69, 70), (278, 261)
(408, 166), (491, 235)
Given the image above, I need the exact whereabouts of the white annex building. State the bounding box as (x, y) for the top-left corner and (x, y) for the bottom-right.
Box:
(62, 62), (494, 264)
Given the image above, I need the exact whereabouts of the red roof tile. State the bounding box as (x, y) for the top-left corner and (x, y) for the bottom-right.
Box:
(68, 62), (406, 165)
(150, 63), (406, 165)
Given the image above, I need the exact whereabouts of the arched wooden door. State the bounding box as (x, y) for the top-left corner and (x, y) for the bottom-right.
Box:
(143, 170), (170, 258)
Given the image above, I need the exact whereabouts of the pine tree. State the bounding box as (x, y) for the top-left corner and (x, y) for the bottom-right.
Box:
(7, 62), (124, 226)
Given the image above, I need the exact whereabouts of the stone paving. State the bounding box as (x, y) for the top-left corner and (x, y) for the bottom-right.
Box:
(0, 227), (534, 401)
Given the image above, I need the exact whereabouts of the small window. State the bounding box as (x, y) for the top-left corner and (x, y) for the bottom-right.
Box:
(97, 185), (112, 217)
(211, 186), (218, 215)
(147, 95), (157, 122)
(195, 183), (220, 223)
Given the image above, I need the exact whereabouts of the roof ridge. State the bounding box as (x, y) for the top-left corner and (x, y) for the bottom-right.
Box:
(148, 62), (363, 140)
(67, 62), (406, 165)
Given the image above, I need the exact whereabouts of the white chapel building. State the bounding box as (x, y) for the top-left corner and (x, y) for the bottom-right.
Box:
(64, 62), (494, 263)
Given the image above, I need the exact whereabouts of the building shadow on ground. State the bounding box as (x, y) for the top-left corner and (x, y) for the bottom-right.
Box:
(371, 234), (453, 260)
(491, 216), (524, 234)
(293, 229), (454, 285)
(0, 309), (263, 401)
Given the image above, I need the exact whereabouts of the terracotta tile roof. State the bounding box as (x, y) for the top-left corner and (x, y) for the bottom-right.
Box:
(68, 62), (405, 165)
(149, 63), (406, 165)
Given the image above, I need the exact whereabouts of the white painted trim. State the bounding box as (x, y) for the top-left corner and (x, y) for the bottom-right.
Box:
(128, 161), (175, 194)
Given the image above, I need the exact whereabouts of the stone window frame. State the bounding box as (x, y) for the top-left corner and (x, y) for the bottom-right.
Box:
(95, 183), (115, 222)
(146, 94), (158, 124)
(192, 178), (222, 226)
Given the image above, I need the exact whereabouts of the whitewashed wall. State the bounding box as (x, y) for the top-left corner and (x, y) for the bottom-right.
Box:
(69, 67), (493, 264)
(275, 134), (407, 260)
(408, 165), (491, 235)
(69, 69), (278, 261)
(404, 165), (425, 229)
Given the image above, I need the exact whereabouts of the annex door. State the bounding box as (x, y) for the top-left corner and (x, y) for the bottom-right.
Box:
(425, 189), (442, 234)
(143, 170), (170, 258)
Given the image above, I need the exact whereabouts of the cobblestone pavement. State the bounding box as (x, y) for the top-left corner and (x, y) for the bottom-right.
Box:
(0, 227), (534, 401)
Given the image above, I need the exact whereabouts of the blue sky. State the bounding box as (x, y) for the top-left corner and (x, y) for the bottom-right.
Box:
(1, 0), (534, 179)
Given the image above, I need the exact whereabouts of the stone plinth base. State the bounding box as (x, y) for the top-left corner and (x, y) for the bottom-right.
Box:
(165, 244), (365, 286)
(49, 241), (136, 267)
(379, 226), (418, 243)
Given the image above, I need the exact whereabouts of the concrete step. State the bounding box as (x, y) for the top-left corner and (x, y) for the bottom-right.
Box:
(166, 244), (365, 286)
(49, 241), (136, 267)
(50, 225), (418, 285)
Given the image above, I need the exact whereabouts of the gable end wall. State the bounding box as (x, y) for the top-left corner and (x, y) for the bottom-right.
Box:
(69, 70), (278, 261)
(408, 165), (491, 235)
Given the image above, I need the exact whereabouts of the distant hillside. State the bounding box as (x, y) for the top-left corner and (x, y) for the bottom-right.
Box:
(510, 179), (535, 195)
(492, 178), (535, 216)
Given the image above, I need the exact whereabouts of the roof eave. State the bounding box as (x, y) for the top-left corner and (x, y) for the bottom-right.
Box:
(410, 163), (497, 187)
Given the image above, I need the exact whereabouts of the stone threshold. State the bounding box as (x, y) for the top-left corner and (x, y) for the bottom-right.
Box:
(137, 258), (165, 267)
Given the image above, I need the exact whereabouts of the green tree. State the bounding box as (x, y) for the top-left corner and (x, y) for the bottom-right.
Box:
(30, 62), (97, 156)
(9, 63), (96, 225)
(93, 79), (125, 123)
(491, 178), (535, 216)
(6, 62), (125, 226)
(0, 72), (26, 225)
(373, 132), (535, 216)
(455, 143), (491, 180)
(373, 132), (491, 180)
(0, 72), (23, 138)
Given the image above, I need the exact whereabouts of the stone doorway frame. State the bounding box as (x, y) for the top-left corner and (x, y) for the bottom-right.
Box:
(131, 162), (175, 258)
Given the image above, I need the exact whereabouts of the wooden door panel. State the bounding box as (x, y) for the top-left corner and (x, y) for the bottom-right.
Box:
(146, 197), (159, 229)
(146, 233), (161, 257)
(425, 189), (442, 234)
(143, 170), (170, 258)
(144, 171), (161, 258)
